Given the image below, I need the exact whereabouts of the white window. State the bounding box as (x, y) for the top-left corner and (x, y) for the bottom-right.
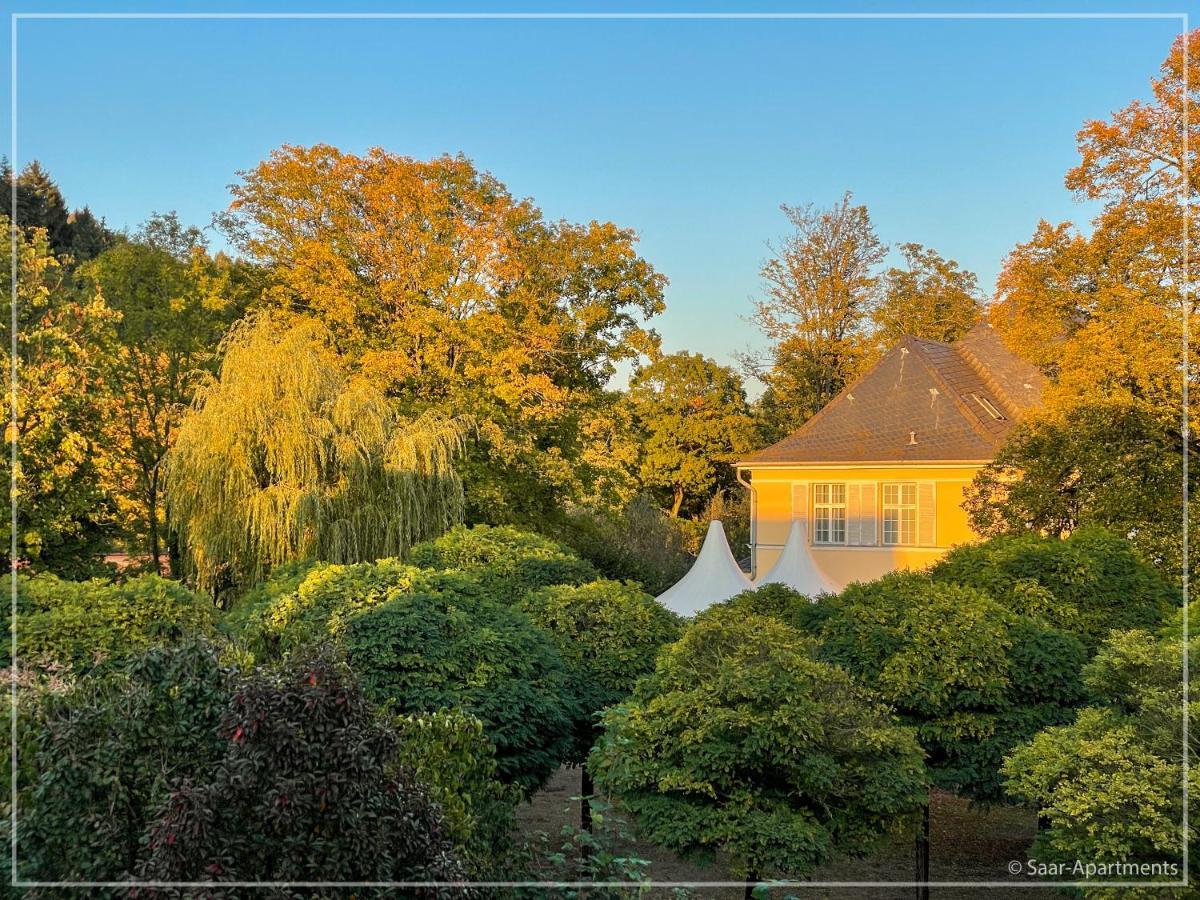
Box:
(813, 483), (846, 544)
(882, 483), (917, 545)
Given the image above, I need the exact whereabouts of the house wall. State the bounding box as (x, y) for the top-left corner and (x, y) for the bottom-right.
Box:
(743, 464), (984, 589)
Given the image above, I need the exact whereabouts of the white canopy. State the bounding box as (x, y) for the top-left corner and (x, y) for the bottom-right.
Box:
(753, 519), (838, 597)
(656, 520), (752, 616)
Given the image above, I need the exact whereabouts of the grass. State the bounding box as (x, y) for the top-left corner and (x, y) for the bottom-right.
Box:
(517, 766), (1048, 898)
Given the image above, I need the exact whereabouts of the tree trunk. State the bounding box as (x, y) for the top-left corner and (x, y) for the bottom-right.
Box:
(580, 767), (593, 833)
(744, 871), (759, 900)
(670, 486), (684, 518)
(147, 484), (161, 573)
(915, 795), (930, 900)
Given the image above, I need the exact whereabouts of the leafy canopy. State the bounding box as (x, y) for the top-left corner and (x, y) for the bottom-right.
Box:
(590, 607), (927, 879)
(518, 579), (681, 763)
(222, 144), (666, 523)
(3, 573), (216, 673)
(408, 523), (598, 605)
(344, 589), (578, 795)
(138, 645), (467, 888)
(931, 526), (1179, 650)
(16, 642), (231, 883)
(627, 351), (755, 518)
(812, 573), (1088, 802)
(1004, 609), (1197, 895)
(974, 29), (1198, 585)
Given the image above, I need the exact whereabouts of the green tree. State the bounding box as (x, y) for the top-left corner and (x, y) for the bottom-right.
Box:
(3, 572), (216, 672)
(812, 573), (1088, 802)
(519, 579), (680, 827)
(221, 144), (666, 525)
(627, 351), (755, 517)
(933, 527), (1180, 650)
(344, 589), (578, 794)
(1003, 611), (1197, 896)
(86, 214), (256, 572)
(392, 710), (522, 877)
(1, 217), (117, 577)
(745, 193), (887, 434)
(589, 606), (927, 884)
(870, 242), (982, 349)
(137, 645), (467, 888)
(408, 523), (598, 604)
(165, 314), (468, 595)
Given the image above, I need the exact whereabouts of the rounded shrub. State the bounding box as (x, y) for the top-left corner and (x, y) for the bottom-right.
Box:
(931, 526), (1179, 649)
(3, 573), (216, 672)
(393, 710), (522, 877)
(408, 524), (599, 603)
(343, 590), (578, 795)
(19, 641), (231, 882)
(138, 645), (466, 885)
(816, 572), (1088, 801)
(518, 579), (681, 764)
(222, 558), (480, 663)
(589, 606), (928, 880)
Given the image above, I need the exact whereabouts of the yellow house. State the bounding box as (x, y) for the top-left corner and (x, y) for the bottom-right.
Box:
(735, 324), (1042, 589)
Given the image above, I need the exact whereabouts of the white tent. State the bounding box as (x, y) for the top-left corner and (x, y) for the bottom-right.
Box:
(656, 520), (752, 616)
(753, 519), (838, 597)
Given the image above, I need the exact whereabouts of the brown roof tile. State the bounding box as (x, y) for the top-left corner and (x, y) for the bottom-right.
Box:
(737, 324), (1043, 467)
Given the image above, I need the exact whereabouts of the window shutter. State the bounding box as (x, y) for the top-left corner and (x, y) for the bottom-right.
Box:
(917, 482), (936, 546)
(846, 484), (862, 545)
(791, 483), (808, 531)
(859, 482), (877, 546)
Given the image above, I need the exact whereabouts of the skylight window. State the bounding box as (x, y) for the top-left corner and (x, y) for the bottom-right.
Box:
(970, 393), (1006, 421)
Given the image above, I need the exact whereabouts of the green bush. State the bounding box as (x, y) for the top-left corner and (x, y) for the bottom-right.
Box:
(815, 572), (1087, 802)
(138, 645), (466, 887)
(18, 641), (231, 882)
(931, 527), (1179, 649)
(343, 590), (578, 795)
(705, 582), (824, 632)
(1004, 610), (1197, 895)
(519, 579), (681, 764)
(409, 524), (598, 603)
(221, 558), (479, 663)
(2, 573), (216, 671)
(589, 606), (928, 880)
(393, 710), (521, 877)
(555, 495), (691, 595)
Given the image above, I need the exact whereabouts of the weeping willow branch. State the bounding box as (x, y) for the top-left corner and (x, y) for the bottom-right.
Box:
(165, 314), (468, 592)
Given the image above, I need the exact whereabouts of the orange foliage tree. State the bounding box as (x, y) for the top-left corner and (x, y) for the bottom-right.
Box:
(969, 30), (1198, 581)
(220, 145), (667, 523)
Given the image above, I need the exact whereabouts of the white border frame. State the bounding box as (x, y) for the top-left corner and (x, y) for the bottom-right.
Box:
(7, 8), (1191, 892)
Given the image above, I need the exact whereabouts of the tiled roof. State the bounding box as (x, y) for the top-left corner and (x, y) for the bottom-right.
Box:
(736, 323), (1043, 466)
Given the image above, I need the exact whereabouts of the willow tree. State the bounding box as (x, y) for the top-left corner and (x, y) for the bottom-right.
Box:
(166, 315), (468, 593)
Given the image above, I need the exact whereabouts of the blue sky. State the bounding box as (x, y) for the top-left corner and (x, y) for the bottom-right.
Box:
(2, 1), (1187, 381)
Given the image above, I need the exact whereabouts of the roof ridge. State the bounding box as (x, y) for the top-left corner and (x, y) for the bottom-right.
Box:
(953, 338), (1022, 417)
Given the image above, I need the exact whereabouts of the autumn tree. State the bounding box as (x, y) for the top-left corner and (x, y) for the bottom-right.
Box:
(1, 217), (117, 577)
(627, 351), (755, 518)
(220, 144), (666, 524)
(85, 214), (256, 573)
(165, 314), (469, 594)
(973, 29), (1199, 584)
(746, 193), (886, 436)
(870, 242), (983, 351)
